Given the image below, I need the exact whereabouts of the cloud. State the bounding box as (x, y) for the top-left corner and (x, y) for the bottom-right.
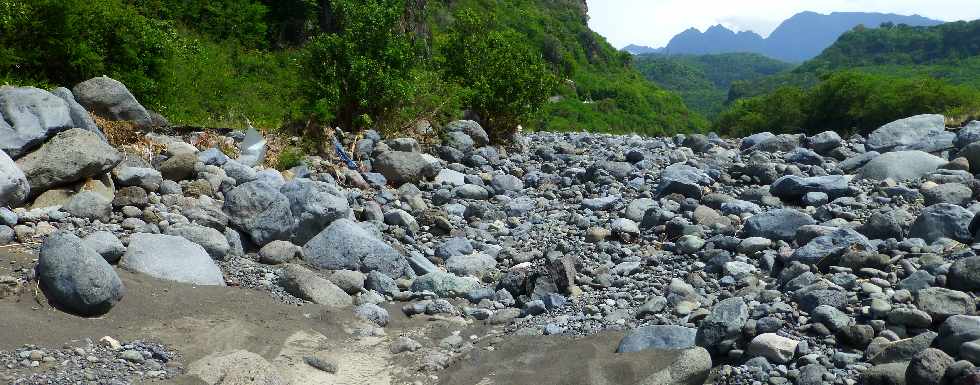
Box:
(587, 0), (978, 48)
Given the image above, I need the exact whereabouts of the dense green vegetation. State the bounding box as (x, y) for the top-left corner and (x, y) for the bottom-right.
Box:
(715, 20), (980, 137)
(0, 0), (706, 142)
(715, 71), (980, 137)
(632, 53), (793, 117)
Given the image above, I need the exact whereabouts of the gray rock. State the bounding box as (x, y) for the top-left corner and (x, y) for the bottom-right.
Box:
(866, 114), (952, 152)
(870, 331), (938, 364)
(158, 152), (197, 181)
(434, 237), (473, 259)
(446, 253), (496, 278)
(281, 179), (351, 244)
(812, 305), (853, 333)
(165, 224), (230, 261)
(447, 120), (490, 147)
(923, 183), (973, 206)
(50, 87), (103, 139)
(742, 209), (816, 241)
(858, 151), (947, 181)
(809, 131), (842, 154)
(112, 166), (163, 192)
(581, 195), (620, 211)
(384, 209), (419, 234)
(0, 149), (28, 207)
(909, 203), (974, 243)
(187, 350), (285, 385)
(72, 76), (151, 124)
(353, 303), (389, 326)
(859, 211), (905, 240)
(957, 141), (980, 173)
(373, 151), (440, 186)
(435, 169), (466, 186)
(221, 159), (257, 185)
(444, 131), (475, 153)
(223, 180), (294, 246)
(916, 287), (976, 321)
(770, 175), (851, 201)
(616, 325), (697, 353)
(410, 271), (481, 298)
(80, 231), (125, 264)
(956, 120), (980, 147)
(752, 134), (800, 152)
(37, 232), (123, 316)
(696, 297), (749, 354)
(949, 256), (980, 291)
(198, 148), (229, 166)
(328, 269), (365, 295)
(740, 132), (775, 151)
(798, 289), (847, 312)
(121, 233), (225, 285)
(279, 264), (351, 307)
(625, 198), (658, 222)
(63, 191), (111, 222)
(861, 362), (909, 385)
(258, 240), (299, 265)
(454, 184), (490, 200)
(490, 174), (524, 193)
(841, 151), (880, 171)
(656, 164), (713, 199)
(937, 315), (980, 355)
(302, 218), (409, 278)
(906, 348), (954, 385)
(747, 333), (798, 364)
(16, 128), (121, 192)
(0, 87), (73, 158)
(791, 228), (873, 265)
(366, 270), (398, 296)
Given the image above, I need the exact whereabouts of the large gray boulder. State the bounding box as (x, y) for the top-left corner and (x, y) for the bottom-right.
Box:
(948, 256), (980, 292)
(696, 298), (749, 355)
(447, 120), (490, 147)
(72, 76), (151, 124)
(770, 175), (851, 201)
(373, 151), (441, 186)
(223, 180), (294, 246)
(616, 325), (698, 353)
(280, 179), (351, 245)
(858, 151), (946, 181)
(165, 223), (231, 261)
(112, 166), (163, 192)
(0, 149), (28, 207)
(62, 191), (112, 222)
(655, 164), (713, 199)
(50, 87), (104, 140)
(866, 114), (953, 153)
(791, 228), (874, 265)
(909, 203), (974, 243)
(278, 264), (351, 308)
(302, 218), (410, 278)
(742, 209), (816, 241)
(0, 86), (73, 158)
(937, 315), (980, 355)
(16, 128), (121, 192)
(37, 232), (123, 316)
(121, 234), (225, 285)
(410, 271), (481, 298)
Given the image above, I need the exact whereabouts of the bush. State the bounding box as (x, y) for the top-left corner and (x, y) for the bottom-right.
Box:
(276, 146), (305, 170)
(300, 0), (416, 131)
(442, 10), (558, 142)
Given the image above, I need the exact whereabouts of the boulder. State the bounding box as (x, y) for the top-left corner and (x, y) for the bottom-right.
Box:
(770, 175), (851, 201)
(948, 256), (980, 292)
(278, 264), (352, 307)
(223, 180), (294, 246)
(655, 164), (713, 199)
(410, 271), (482, 298)
(861, 362), (910, 385)
(922, 183), (973, 206)
(72, 76), (151, 124)
(112, 166), (163, 192)
(866, 114), (953, 153)
(870, 331), (939, 364)
(121, 233), (225, 285)
(36, 232), (123, 316)
(281, 179), (351, 244)
(81, 231), (125, 264)
(444, 131), (475, 153)
(373, 151), (441, 186)
(937, 315), (980, 355)
(302, 218), (409, 278)
(905, 348), (954, 385)
(0, 149), (29, 207)
(446, 253), (497, 278)
(258, 240), (299, 265)
(62, 191), (112, 222)
(809, 131), (842, 154)
(747, 333), (798, 364)
(957, 141), (980, 173)
(165, 223), (231, 261)
(909, 203), (974, 243)
(790, 228), (874, 265)
(0, 87), (73, 158)
(916, 287), (976, 321)
(616, 325), (698, 353)
(696, 297), (749, 355)
(858, 151), (946, 181)
(16, 128), (121, 192)
(50, 87), (103, 140)
(158, 152), (198, 181)
(447, 120), (490, 147)
(742, 209), (816, 241)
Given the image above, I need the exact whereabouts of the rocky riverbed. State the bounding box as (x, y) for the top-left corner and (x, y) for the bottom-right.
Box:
(0, 78), (979, 385)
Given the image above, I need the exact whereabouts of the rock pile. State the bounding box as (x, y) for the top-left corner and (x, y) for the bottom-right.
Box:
(1, 75), (979, 385)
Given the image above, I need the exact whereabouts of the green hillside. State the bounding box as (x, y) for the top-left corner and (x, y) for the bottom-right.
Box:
(0, 0), (706, 140)
(632, 53), (794, 117)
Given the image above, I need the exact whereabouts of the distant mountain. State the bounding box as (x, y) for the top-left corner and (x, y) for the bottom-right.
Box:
(626, 11), (944, 62)
(623, 44), (661, 55)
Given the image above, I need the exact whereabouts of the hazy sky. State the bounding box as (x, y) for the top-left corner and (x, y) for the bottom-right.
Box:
(587, 0), (980, 48)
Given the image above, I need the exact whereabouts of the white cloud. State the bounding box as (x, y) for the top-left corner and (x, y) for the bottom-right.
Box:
(587, 0), (980, 48)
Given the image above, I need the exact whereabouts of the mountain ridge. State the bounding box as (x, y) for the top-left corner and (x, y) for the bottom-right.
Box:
(624, 11), (944, 62)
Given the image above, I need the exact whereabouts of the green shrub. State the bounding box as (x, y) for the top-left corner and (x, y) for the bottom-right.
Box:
(276, 146), (305, 170)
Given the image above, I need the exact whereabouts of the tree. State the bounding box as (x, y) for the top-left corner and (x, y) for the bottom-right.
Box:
(442, 10), (557, 142)
(300, 0), (416, 130)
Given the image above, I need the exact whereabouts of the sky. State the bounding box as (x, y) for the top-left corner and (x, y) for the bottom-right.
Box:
(586, 0), (980, 49)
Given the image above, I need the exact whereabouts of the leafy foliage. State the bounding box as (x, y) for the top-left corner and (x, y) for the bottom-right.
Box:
(633, 53), (794, 117)
(715, 71), (980, 137)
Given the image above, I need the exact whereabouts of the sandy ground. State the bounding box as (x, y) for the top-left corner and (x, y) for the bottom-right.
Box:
(1, 247), (707, 385)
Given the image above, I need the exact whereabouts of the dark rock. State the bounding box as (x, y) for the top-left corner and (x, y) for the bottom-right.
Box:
(37, 232), (123, 316)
